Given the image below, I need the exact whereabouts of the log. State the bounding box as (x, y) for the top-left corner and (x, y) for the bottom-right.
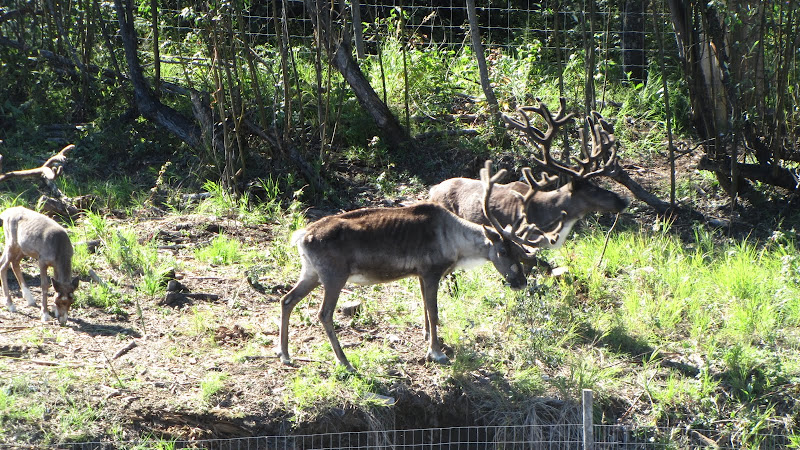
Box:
(37, 195), (81, 221)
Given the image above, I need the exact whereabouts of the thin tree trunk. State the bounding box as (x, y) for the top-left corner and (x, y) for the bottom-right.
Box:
(582, 0), (597, 116)
(653, 0), (675, 206)
(235, 2), (269, 145)
(553, 1), (570, 160)
(667, 0), (719, 156)
(113, 0), (204, 149)
(93, 0), (123, 79)
(352, 0), (365, 59)
(305, 0), (413, 152)
(150, 0), (160, 97)
(622, 0), (647, 84)
(465, 0), (500, 122)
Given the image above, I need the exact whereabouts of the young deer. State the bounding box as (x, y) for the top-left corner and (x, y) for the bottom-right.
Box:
(429, 98), (628, 272)
(0, 206), (79, 325)
(278, 161), (563, 370)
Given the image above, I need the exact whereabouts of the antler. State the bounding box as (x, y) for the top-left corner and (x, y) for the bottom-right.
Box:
(519, 166), (559, 205)
(503, 98), (619, 180)
(480, 160), (563, 251)
(576, 111), (620, 178)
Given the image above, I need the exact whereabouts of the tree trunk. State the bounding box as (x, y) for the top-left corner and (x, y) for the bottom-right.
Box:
(622, 0), (647, 83)
(113, 0), (205, 150)
(698, 156), (800, 191)
(667, 0), (720, 156)
(465, 0), (500, 121)
(305, 0), (413, 152)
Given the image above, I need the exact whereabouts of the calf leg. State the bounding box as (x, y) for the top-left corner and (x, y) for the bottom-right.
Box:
(278, 269), (320, 365)
(38, 263), (51, 322)
(10, 258), (35, 306)
(0, 249), (14, 312)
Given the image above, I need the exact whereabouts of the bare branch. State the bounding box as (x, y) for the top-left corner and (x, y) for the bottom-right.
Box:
(0, 144), (75, 183)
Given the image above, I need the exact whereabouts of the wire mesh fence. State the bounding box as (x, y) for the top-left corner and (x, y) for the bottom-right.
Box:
(30, 423), (793, 449)
(126, 0), (676, 86)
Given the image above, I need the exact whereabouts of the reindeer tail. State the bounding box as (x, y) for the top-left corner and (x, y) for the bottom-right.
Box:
(290, 229), (307, 246)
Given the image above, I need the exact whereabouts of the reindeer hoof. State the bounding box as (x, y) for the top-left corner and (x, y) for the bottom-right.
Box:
(426, 350), (450, 365)
(339, 362), (357, 373)
(276, 348), (293, 366)
(40, 312), (51, 322)
(6, 301), (16, 313)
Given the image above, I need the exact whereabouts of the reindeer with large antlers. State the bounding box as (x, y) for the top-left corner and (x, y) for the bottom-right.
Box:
(278, 161), (562, 370)
(430, 98), (628, 273)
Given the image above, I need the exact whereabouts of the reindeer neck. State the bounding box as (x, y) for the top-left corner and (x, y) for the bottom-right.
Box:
(49, 238), (74, 283)
(449, 217), (492, 262)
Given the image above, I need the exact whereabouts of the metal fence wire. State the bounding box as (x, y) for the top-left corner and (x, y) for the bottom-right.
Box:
(141, 0), (673, 86)
(25, 423), (791, 449)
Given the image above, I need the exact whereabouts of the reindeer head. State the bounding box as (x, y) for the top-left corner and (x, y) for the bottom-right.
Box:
(480, 160), (565, 289)
(52, 277), (79, 326)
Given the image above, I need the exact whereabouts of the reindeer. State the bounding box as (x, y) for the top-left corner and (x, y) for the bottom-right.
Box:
(0, 206), (79, 325)
(429, 98), (628, 272)
(278, 162), (563, 370)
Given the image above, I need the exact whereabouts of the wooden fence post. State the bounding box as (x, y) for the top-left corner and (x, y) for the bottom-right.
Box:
(583, 389), (594, 450)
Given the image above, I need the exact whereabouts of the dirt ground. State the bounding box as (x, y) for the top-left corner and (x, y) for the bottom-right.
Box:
(1, 206), (547, 445)
(0, 146), (785, 446)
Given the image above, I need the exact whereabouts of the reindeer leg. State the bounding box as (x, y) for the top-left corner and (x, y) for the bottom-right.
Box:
(420, 274), (448, 364)
(278, 270), (320, 366)
(316, 277), (353, 370)
(0, 249), (14, 312)
(421, 281), (430, 341)
(10, 258), (35, 307)
(38, 263), (51, 322)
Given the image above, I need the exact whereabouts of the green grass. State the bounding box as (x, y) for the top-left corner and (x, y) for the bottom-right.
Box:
(0, 377), (46, 424)
(199, 371), (229, 405)
(194, 234), (249, 265)
(285, 356), (391, 422)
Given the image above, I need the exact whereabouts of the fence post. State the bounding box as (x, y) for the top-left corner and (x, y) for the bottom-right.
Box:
(583, 389), (594, 450)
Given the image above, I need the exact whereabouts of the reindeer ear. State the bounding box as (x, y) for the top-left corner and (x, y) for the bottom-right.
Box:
(71, 277), (80, 289)
(482, 225), (501, 243)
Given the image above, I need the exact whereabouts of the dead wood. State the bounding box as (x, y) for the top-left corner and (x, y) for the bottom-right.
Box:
(88, 269), (108, 287)
(37, 195), (81, 221)
(0, 144), (75, 183)
(112, 341), (138, 360)
(77, 240), (102, 254)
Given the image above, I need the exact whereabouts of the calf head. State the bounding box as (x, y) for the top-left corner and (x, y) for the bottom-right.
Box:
(52, 277), (79, 326)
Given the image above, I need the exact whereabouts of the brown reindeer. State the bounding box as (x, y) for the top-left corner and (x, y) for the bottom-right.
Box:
(429, 98), (628, 272)
(278, 162), (563, 370)
(0, 206), (79, 325)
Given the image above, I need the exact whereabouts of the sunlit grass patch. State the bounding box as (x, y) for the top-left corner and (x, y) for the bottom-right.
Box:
(0, 377), (46, 424)
(194, 234), (250, 265)
(285, 357), (392, 423)
(199, 371), (229, 405)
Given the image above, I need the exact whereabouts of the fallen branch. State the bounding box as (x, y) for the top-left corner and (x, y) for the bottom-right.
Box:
(0, 144), (75, 183)
(112, 341), (138, 360)
(0, 326), (33, 333)
(88, 269), (108, 288)
(160, 291), (220, 307)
